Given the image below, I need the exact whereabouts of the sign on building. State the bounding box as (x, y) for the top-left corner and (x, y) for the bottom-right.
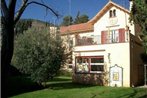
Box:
(110, 64), (123, 87)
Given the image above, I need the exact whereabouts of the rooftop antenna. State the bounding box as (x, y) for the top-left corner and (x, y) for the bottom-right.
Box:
(67, 0), (72, 49)
(68, 0), (71, 26)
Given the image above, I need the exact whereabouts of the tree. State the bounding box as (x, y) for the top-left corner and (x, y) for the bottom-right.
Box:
(12, 27), (69, 85)
(74, 12), (89, 24)
(130, 0), (147, 55)
(61, 15), (73, 26)
(1, 0), (59, 97)
(15, 19), (32, 35)
(74, 11), (80, 24)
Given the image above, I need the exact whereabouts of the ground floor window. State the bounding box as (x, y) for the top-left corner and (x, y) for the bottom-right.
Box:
(75, 56), (104, 73)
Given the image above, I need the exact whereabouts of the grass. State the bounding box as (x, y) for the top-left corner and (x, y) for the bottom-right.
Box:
(9, 76), (147, 98)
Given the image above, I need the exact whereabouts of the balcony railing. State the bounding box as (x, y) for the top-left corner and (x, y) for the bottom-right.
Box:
(74, 28), (127, 46)
(75, 33), (127, 46)
(75, 35), (101, 46)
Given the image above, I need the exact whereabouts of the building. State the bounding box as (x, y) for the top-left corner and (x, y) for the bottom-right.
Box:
(60, 1), (144, 87)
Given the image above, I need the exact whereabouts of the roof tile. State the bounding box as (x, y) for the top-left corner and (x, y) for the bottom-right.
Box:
(60, 23), (93, 34)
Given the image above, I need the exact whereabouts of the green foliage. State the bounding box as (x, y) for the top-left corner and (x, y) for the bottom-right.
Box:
(74, 12), (89, 24)
(58, 69), (72, 77)
(61, 13), (89, 26)
(15, 19), (32, 35)
(12, 28), (70, 84)
(61, 16), (73, 26)
(130, 0), (147, 54)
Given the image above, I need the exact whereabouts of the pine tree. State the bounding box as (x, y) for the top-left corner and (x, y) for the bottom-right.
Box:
(130, 0), (147, 54)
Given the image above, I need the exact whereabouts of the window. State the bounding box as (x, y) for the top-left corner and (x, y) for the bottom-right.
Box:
(90, 57), (104, 72)
(113, 10), (116, 17)
(76, 57), (89, 73)
(101, 28), (125, 44)
(75, 56), (104, 73)
(109, 10), (113, 17)
(107, 30), (119, 43)
(109, 9), (116, 18)
(67, 37), (73, 48)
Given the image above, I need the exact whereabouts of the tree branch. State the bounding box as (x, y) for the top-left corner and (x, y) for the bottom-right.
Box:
(14, 0), (28, 24)
(27, 1), (59, 17)
(14, 0), (59, 24)
(1, 0), (8, 17)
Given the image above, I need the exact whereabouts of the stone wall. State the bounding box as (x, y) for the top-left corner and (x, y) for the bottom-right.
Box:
(72, 73), (108, 86)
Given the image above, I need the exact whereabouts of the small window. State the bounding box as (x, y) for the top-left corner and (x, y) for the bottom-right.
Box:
(109, 9), (116, 18)
(110, 10), (113, 17)
(68, 64), (73, 69)
(91, 58), (104, 63)
(91, 65), (104, 71)
(113, 10), (116, 17)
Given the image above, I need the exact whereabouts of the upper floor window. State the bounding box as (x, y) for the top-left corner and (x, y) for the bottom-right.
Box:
(101, 28), (126, 44)
(109, 9), (116, 18)
(109, 10), (113, 17)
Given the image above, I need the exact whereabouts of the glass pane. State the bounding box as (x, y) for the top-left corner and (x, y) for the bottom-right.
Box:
(91, 58), (104, 63)
(91, 65), (104, 71)
(76, 57), (89, 73)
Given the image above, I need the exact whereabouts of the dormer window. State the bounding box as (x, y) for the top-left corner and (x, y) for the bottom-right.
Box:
(109, 9), (116, 18)
(113, 9), (116, 17)
(109, 10), (113, 17)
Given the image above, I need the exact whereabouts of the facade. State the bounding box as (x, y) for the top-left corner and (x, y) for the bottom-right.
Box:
(60, 1), (144, 87)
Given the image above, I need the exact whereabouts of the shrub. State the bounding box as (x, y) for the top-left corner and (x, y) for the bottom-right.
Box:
(12, 28), (70, 84)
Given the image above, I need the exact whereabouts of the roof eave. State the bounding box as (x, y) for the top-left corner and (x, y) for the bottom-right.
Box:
(88, 1), (130, 24)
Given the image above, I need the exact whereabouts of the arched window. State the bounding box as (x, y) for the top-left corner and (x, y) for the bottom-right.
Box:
(113, 9), (116, 17)
(109, 10), (112, 17)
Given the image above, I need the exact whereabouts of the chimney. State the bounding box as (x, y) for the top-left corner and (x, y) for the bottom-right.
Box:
(129, 0), (133, 11)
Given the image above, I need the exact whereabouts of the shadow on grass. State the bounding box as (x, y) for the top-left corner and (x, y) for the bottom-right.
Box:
(47, 82), (94, 90)
(8, 75), (94, 97)
(7, 75), (44, 97)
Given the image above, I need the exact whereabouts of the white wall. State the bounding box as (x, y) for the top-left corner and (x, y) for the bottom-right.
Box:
(94, 6), (135, 36)
(62, 5), (138, 87)
(73, 43), (131, 87)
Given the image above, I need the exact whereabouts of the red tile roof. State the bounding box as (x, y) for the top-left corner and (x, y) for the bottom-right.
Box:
(60, 23), (93, 35)
(60, 1), (130, 35)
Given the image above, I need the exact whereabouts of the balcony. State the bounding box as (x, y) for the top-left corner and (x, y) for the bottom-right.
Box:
(75, 31), (127, 46)
(75, 35), (101, 46)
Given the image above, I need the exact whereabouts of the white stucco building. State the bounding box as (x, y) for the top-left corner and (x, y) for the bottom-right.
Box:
(60, 1), (144, 87)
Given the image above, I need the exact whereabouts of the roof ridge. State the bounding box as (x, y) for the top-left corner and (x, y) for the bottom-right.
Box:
(88, 1), (130, 24)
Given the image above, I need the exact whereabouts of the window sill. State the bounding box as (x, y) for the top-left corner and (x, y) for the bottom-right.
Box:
(75, 71), (104, 74)
(90, 71), (104, 74)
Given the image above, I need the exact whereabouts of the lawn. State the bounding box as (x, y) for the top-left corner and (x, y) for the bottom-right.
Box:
(9, 76), (147, 98)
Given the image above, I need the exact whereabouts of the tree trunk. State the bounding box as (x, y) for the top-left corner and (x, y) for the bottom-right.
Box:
(1, 18), (14, 97)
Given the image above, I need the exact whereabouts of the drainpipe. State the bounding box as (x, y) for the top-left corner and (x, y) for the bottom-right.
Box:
(145, 64), (147, 86)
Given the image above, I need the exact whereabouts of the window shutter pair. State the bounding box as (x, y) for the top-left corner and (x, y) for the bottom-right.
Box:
(101, 28), (125, 44)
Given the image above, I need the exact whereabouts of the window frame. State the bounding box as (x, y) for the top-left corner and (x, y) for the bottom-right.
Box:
(109, 9), (116, 18)
(109, 10), (113, 18)
(75, 56), (104, 74)
(113, 9), (116, 17)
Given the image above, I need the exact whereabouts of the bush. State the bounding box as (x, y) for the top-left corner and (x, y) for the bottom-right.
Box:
(58, 69), (72, 77)
(12, 28), (70, 84)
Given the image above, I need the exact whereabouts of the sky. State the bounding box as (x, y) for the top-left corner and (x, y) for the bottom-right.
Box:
(21, 0), (130, 25)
